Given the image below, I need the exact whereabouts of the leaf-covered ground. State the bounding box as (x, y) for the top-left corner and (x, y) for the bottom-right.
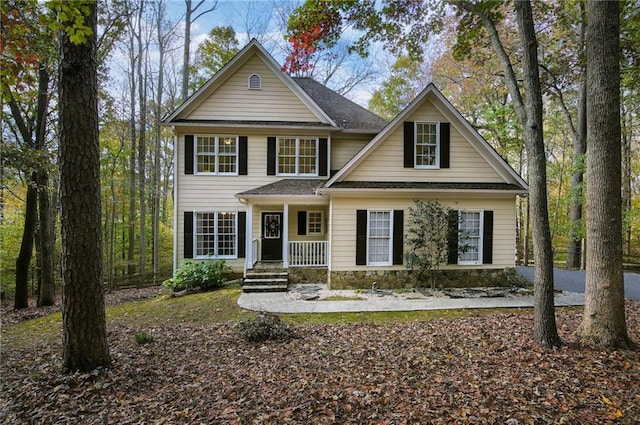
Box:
(1, 294), (639, 424)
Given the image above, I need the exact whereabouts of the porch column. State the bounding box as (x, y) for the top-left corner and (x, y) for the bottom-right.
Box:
(283, 203), (289, 267)
(246, 203), (253, 270)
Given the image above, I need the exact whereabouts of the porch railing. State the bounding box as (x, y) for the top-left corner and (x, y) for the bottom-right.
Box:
(288, 241), (328, 267)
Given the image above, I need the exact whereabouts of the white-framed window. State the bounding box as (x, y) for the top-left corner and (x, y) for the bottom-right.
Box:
(194, 211), (237, 258)
(415, 122), (439, 168)
(307, 210), (323, 235)
(367, 210), (392, 266)
(458, 210), (483, 265)
(277, 137), (318, 176)
(195, 135), (238, 175)
(248, 74), (261, 89)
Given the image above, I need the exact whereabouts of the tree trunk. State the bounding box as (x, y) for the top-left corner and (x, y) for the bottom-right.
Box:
(577, 0), (632, 349)
(35, 64), (55, 307)
(136, 4), (147, 282)
(566, 3), (587, 269)
(153, 1), (166, 282)
(621, 100), (632, 256)
(14, 176), (37, 309)
(181, 0), (192, 101)
(59, 1), (110, 372)
(36, 167), (55, 306)
(127, 12), (137, 277)
(565, 80), (586, 269)
(514, 0), (560, 347)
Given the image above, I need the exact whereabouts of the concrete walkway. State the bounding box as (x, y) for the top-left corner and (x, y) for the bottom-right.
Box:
(238, 289), (585, 314)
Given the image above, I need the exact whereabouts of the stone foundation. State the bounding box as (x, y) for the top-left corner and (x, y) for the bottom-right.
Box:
(288, 267), (328, 285)
(329, 268), (527, 290)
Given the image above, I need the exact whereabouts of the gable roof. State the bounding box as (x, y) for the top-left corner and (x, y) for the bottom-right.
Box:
(163, 39), (386, 134)
(293, 78), (387, 133)
(163, 39), (334, 125)
(324, 83), (528, 191)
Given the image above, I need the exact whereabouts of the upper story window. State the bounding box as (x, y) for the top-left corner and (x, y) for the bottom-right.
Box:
(248, 74), (261, 89)
(277, 137), (318, 176)
(196, 135), (238, 175)
(415, 122), (440, 168)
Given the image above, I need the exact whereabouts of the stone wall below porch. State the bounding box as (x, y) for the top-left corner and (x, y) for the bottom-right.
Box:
(329, 268), (527, 290)
(288, 267), (328, 285)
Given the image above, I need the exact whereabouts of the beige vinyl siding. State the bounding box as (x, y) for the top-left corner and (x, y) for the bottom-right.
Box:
(331, 137), (370, 171)
(188, 55), (320, 122)
(329, 195), (517, 272)
(346, 99), (503, 183)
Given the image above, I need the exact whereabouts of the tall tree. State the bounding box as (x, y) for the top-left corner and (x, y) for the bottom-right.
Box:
(56, 0), (110, 371)
(577, 0), (632, 349)
(181, 0), (217, 101)
(510, 0), (560, 346)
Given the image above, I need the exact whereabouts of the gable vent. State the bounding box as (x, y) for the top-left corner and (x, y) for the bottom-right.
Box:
(248, 74), (261, 90)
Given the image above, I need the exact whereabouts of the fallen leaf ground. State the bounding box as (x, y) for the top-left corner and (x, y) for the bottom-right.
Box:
(1, 289), (639, 424)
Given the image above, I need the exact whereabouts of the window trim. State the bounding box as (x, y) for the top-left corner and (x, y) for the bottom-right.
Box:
(367, 209), (393, 266)
(414, 121), (440, 169)
(307, 210), (324, 236)
(194, 134), (239, 175)
(276, 136), (319, 176)
(457, 209), (483, 266)
(248, 74), (261, 89)
(193, 210), (238, 259)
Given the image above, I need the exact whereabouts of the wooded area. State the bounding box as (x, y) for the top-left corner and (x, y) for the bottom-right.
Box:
(1, 0), (639, 345)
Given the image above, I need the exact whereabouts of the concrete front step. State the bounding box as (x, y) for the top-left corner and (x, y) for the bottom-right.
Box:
(242, 284), (289, 293)
(243, 270), (289, 293)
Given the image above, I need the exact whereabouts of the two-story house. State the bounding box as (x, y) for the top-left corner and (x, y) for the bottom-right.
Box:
(163, 39), (528, 291)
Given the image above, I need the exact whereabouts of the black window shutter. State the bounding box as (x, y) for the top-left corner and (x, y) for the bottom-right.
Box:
(185, 135), (194, 174)
(403, 121), (414, 168)
(440, 122), (450, 169)
(184, 211), (194, 259)
(267, 137), (276, 175)
(237, 211), (246, 258)
(239, 136), (248, 175)
(298, 211), (307, 235)
(447, 210), (459, 264)
(319, 138), (328, 176)
(482, 211), (494, 264)
(356, 210), (367, 265)
(393, 210), (404, 265)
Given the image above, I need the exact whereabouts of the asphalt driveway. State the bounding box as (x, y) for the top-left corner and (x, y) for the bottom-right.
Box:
(516, 266), (640, 300)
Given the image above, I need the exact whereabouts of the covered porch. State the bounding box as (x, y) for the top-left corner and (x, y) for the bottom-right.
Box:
(237, 179), (330, 272)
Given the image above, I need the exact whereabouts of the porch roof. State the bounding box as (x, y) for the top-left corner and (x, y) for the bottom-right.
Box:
(236, 179), (327, 200)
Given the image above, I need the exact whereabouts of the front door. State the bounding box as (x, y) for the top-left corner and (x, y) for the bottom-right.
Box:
(261, 212), (283, 261)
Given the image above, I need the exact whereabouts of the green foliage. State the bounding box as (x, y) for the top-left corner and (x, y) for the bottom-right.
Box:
(368, 56), (427, 120)
(237, 312), (297, 343)
(405, 200), (455, 288)
(45, 0), (94, 44)
(163, 259), (232, 292)
(189, 26), (239, 91)
(134, 331), (154, 345)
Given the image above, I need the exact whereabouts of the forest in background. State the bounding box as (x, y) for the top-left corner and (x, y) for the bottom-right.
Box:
(1, 0), (639, 302)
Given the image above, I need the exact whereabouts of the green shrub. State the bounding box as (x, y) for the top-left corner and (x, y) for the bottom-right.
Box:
(163, 259), (232, 292)
(238, 312), (297, 343)
(134, 331), (154, 345)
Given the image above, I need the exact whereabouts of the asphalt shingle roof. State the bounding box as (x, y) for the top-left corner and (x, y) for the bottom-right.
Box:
(293, 77), (388, 133)
(237, 179), (326, 197)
